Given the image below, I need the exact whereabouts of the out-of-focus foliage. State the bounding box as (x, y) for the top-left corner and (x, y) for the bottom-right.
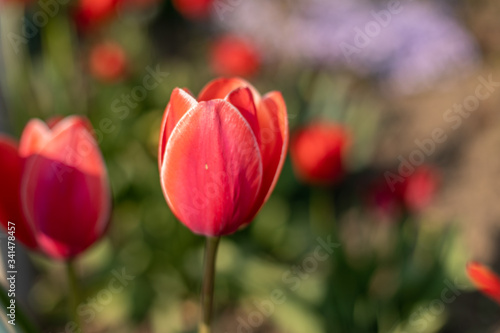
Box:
(0, 0), (494, 332)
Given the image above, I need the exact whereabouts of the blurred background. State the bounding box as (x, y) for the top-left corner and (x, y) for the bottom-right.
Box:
(0, 0), (499, 332)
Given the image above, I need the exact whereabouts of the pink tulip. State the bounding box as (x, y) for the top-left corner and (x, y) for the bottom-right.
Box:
(0, 116), (111, 259)
(158, 77), (288, 236)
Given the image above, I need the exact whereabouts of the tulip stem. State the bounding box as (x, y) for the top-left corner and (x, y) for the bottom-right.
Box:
(199, 237), (220, 333)
(66, 260), (82, 330)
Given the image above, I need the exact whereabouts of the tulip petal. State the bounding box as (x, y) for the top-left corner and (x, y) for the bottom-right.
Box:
(46, 116), (65, 129)
(19, 119), (52, 158)
(226, 87), (260, 139)
(244, 91), (288, 223)
(158, 88), (198, 170)
(198, 77), (261, 102)
(467, 262), (500, 304)
(21, 116), (111, 259)
(161, 100), (263, 236)
(0, 136), (38, 249)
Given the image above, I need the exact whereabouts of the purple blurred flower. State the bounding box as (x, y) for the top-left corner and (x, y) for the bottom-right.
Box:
(215, 0), (480, 95)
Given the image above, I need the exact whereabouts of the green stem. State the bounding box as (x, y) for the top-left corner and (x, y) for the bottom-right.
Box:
(66, 260), (82, 330)
(43, 8), (86, 116)
(199, 237), (220, 333)
(309, 187), (336, 235)
(0, 4), (42, 126)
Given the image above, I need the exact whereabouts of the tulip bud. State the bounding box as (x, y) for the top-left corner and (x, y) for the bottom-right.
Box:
(367, 165), (440, 219)
(0, 116), (112, 259)
(290, 123), (350, 185)
(402, 165), (439, 212)
(158, 77), (288, 236)
(210, 35), (261, 78)
(172, 0), (213, 20)
(74, 0), (121, 31)
(89, 42), (127, 82)
(467, 262), (500, 305)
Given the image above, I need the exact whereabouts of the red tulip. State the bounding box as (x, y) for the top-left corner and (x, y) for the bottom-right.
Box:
(467, 262), (500, 305)
(172, 0), (213, 20)
(368, 165), (439, 218)
(210, 35), (261, 78)
(367, 179), (402, 220)
(0, 137), (38, 249)
(290, 123), (350, 184)
(89, 42), (127, 82)
(74, 0), (121, 31)
(158, 77), (288, 236)
(0, 116), (111, 259)
(402, 166), (439, 212)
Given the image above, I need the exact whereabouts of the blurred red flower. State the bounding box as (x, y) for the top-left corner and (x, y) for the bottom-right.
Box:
(467, 262), (500, 305)
(403, 165), (440, 212)
(0, 116), (112, 259)
(172, 0), (213, 20)
(368, 179), (402, 220)
(158, 77), (288, 236)
(89, 42), (127, 82)
(74, 0), (121, 31)
(210, 35), (261, 78)
(368, 165), (440, 218)
(290, 123), (350, 185)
